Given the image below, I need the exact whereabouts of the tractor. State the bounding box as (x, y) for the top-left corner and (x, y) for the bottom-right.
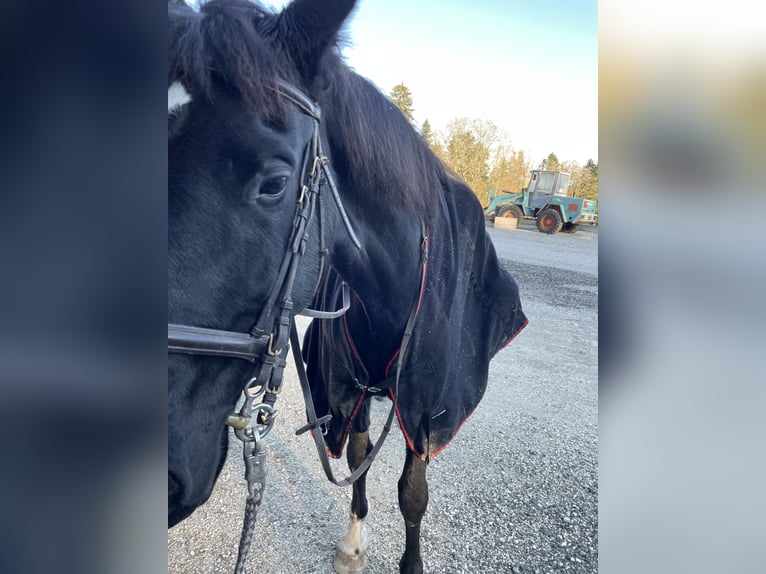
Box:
(486, 170), (598, 234)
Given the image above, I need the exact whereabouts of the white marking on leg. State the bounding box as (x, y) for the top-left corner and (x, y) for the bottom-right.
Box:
(168, 81), (192, 114)
(337, 513), (369, 557)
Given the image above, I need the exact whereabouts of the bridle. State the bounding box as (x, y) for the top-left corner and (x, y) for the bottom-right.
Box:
(168, 80), (425, 574)
(169, 80), (361, 437)
(168, 80), (358, 369)
(168, 80), (363, 573)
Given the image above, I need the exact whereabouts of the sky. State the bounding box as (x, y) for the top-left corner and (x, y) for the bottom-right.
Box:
(238, 0), (598, 165)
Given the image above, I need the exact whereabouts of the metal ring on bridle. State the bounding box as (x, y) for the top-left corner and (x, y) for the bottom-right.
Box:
(234, 403), (277, 442)
(244, 378), (266, 399)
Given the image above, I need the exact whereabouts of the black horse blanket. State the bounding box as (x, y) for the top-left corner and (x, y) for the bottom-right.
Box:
(302, 176), (527, 462)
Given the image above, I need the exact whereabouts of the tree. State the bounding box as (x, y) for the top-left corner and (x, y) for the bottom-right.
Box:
(582, 159), (599, 201)
(440, 118), (494, 206)
(561, 159), (598, 202)
(421, 118), (445, 157)
(585, 158), (598, 178)
(389, 82), (415, 125)
(489, 147), (532, 195)
(539, 152), (561, 171)
(421, 119), (434, 146)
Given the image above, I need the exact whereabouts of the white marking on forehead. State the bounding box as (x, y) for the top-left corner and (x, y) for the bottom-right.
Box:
(168, 82), (192, 114)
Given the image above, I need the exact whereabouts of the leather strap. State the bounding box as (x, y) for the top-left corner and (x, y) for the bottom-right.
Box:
(290, 304), (416, 486)
(299, 282), (351, 319)
(168, 324), (270, 362)
(291, 224), (428, 486)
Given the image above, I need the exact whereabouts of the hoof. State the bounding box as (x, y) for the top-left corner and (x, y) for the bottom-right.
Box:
(334, 548), (368, 574)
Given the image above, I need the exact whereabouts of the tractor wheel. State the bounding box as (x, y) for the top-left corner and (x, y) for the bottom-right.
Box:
(536, 208), (563, 234)
(561, 222), (578, 233)
(496, 204), (524, 222)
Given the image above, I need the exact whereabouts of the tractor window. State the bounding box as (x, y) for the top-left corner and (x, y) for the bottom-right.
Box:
(556, 174), (570, 196)
(535, 171), (556, 194)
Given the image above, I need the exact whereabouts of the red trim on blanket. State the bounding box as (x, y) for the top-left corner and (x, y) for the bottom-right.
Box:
(429, 408), (478, 459)
(386, 226), (432, 462)
(393, 318), (526, 462)
(493, 317), (529, 357)
(309, 428), (343, 459)
(384, 349), (400, 379)
(324, 315), (373, 458)
(388, 391), (480, 462)
(411, 320), (528, 459)
(384, 228), (430, 380)
(333, 226), (433, 461)
(389, 388), (424, 460)
(304, 311), (372, 458)
(330, 388), (367, 458)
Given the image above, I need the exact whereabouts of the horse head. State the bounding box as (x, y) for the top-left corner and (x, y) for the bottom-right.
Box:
(167, 0), (357, 526)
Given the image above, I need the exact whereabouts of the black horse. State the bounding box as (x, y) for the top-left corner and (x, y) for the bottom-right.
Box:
(168, 1), (527, 572)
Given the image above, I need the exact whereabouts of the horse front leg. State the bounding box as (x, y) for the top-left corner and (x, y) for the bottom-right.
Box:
(334, 429), (372, 574)
(398, 448), (428, 574)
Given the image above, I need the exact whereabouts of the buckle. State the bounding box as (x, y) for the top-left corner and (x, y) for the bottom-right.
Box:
(266, 333), (280, 357)
(295, 414), (333, 436)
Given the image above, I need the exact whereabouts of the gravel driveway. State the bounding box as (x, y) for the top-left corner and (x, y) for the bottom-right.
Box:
(168, 220), (598, 574)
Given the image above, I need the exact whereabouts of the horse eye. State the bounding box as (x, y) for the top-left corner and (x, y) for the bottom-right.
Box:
(260, 176), (288, 196)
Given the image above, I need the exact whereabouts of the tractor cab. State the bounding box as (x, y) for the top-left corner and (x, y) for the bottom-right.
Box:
(526, 170), (571, 203)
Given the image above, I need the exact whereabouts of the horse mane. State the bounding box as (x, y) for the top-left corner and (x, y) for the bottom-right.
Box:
(169, 0), (445, 214)
(321, 65), (444, 214)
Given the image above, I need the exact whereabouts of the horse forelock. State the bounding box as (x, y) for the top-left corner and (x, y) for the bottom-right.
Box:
(168, 0), (297, 118)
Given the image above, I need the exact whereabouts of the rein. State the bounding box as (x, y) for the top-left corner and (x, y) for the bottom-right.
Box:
(168, 80), (424, 573)
(292, 224), (428, 487)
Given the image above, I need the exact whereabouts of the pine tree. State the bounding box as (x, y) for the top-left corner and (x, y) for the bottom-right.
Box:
(421, 119), (434, 146)
(539, 152), (561, 171)
(389, 82), (415, 125)
(585, 158), (598, 178)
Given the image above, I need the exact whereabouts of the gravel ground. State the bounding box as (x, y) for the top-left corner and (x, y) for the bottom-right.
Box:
(168, 220), (598, 574)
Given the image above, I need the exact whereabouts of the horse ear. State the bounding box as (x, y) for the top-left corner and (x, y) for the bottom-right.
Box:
(278, 0), (357, 81)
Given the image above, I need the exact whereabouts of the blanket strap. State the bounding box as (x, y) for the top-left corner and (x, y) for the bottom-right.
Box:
(290, 224), (428, 486)
(290, 301), (419, 485)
